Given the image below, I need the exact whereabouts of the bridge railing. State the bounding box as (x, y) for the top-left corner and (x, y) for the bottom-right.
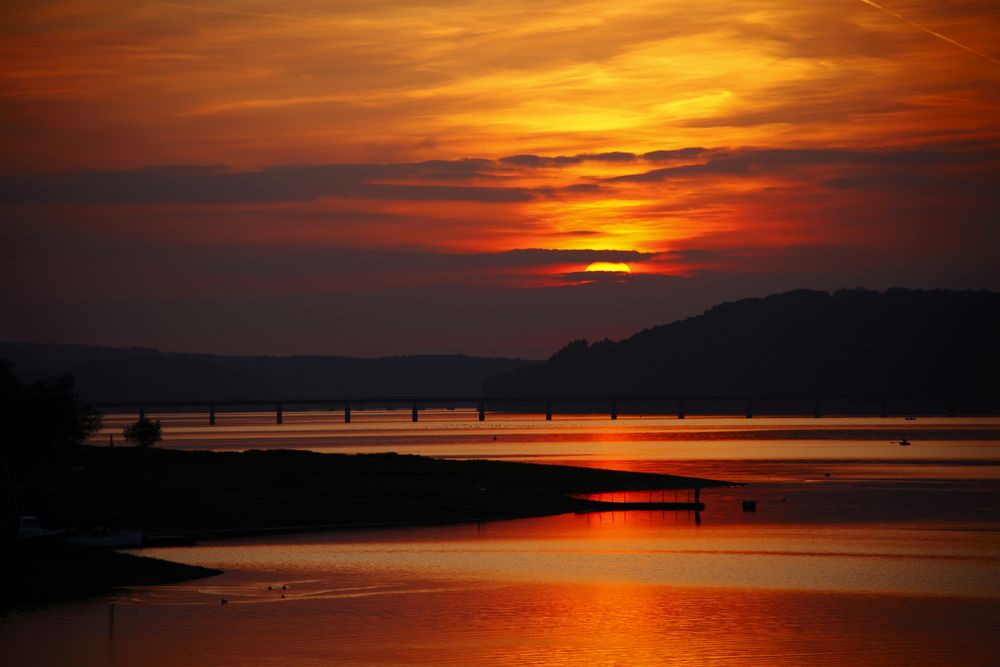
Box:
(94, 393), (1000, 425)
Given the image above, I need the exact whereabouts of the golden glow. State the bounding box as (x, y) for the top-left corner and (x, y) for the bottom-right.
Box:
(585, 262), (632, 273)
(1, 0), (998, 289)
(4, 1), (997, 168)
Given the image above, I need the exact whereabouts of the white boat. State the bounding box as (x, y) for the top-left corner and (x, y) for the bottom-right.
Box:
(15, 515), (63, 539)
(64, 528), (145, 548)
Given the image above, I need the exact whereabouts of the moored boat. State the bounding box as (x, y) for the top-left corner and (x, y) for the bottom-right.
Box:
(14, 515), (64, 539)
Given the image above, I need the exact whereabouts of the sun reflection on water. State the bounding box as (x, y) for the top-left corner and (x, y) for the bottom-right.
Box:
(5, 414), (994, 666)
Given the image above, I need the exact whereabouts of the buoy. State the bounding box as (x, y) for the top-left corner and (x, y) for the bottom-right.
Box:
(220, 598), (228, 605)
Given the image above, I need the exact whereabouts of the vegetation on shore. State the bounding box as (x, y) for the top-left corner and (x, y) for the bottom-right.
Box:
(122, 416), (163, 448)
(0, 359), (100, 461)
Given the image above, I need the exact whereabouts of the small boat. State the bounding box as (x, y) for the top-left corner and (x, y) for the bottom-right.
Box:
(14, 515), (63, 539)
(64, 527), (144, 548)
(898, 438), (911, 446)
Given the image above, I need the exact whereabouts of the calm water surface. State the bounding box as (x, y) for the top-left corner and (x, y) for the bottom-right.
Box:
(3, 414), (999, 665)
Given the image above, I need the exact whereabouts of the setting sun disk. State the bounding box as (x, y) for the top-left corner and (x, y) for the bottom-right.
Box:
(584, 262), (631, 273)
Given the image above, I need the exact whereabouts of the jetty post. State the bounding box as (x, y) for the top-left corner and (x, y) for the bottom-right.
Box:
(478, 400), (485, 421)
(411, 401), (419, 422)
(276, 404), (283, 424)
(209, 405), (216, 426)
(745, 398), (753, 419)
(545, 399), (553, 421)
(677, 398), (685, 419)
(610, 398), (618, 420)
(344, 401), (351, 423)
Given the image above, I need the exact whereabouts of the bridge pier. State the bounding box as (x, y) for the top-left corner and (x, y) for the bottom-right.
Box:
(96, 393), (998, 431)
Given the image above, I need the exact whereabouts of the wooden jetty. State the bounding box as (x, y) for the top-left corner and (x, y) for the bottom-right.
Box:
(575, 500), (705, 512)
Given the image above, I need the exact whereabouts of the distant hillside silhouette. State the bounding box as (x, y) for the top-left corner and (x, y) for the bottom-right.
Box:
(484, 288), (1000, 398)
(0, 343), (532, 403)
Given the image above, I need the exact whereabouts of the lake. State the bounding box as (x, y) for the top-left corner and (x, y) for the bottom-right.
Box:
(3, 413), (999, 665)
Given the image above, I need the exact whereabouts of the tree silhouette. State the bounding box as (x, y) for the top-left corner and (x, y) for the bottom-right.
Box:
(123, 417), (162, 448)
(0, 360), (101, 456)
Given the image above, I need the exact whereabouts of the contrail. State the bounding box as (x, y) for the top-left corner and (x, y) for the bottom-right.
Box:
(859, 0), (1000, 66)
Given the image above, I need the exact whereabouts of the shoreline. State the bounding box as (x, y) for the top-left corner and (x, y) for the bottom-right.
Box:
(137, 500), (709, 543)
(7, 447), (732, 607)
(6, 540), (221, 608)
(15, 447), (731, 534)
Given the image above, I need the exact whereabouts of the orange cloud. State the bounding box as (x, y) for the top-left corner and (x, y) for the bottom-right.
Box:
(1, 1), (998, 354)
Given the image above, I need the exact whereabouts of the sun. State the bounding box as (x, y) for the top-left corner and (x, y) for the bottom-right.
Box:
(584, 262), (631, 273)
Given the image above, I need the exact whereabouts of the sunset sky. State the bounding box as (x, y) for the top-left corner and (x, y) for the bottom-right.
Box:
(2, 0), (998, 357)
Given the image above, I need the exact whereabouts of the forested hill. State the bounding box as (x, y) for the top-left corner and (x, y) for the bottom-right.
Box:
(0, 343), (532, 403)
(483, 289), (1000, 397)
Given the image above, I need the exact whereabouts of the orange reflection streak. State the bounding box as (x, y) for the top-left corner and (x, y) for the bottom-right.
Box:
(8, 579), (996, 666)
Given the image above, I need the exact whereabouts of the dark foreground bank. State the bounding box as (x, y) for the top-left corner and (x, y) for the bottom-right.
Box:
(14, 447), (728, 536)
(7, 541), (221, 606)
(7, 448), (728, 606)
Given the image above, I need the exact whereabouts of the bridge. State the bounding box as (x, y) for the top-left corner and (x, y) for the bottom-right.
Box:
(94, 393), (999, 425)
